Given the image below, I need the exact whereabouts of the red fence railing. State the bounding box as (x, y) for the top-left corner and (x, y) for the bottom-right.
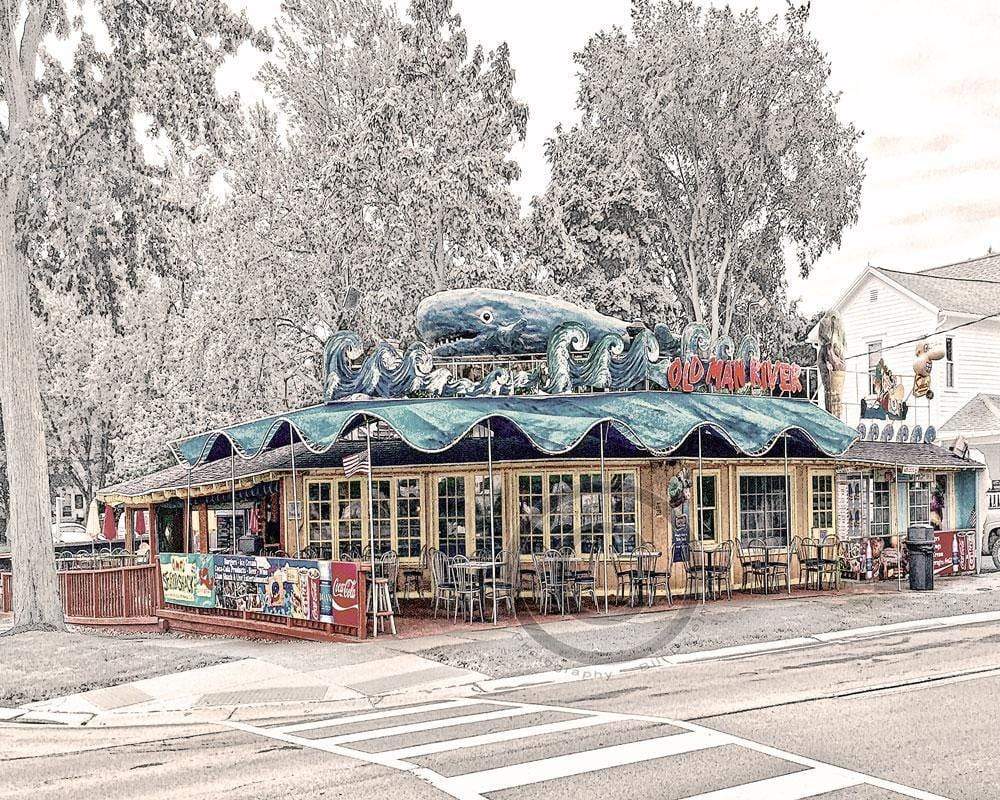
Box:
(0, 564), (158, 621)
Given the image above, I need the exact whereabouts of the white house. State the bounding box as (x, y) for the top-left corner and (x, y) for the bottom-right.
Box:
(811, 253), (1000, 436)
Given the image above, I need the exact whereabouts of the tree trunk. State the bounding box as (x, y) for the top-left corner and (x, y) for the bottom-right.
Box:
(0, 188), (65, 631)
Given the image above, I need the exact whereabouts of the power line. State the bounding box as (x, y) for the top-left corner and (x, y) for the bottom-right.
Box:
(843, 309), (1000, 361)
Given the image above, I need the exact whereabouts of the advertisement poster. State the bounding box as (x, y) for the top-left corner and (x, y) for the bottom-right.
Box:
(214, 554), (326, 620)
(159, 553), (216, 608)
(933, 531), (975, 576)
(326, 561), (362, 627)
(669, 468), (692, 562)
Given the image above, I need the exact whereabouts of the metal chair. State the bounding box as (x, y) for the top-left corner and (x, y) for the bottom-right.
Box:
(611, 547), (636, 605)
(737, 538), (767, 593)
(483, 548), (517, 619)
(429, 548), (457, 618)
(796, 537), (822, 590)
(450, 555), (483, 622)
(818, 534), (840, 589)
(683, 542), (708, 599)
(569, 549), (600, 611)
(401, 548), (427, 599)
(707, 541), (733, 600)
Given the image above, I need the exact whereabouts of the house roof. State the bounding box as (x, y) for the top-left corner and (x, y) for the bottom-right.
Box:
(842, 439), (983, 469)
(873, 260), (1000, 316)
(939, 393), (1000, 435)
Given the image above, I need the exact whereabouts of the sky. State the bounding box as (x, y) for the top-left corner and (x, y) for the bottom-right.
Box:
(220, 0), (1000, 314)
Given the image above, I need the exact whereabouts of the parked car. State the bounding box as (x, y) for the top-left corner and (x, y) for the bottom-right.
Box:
(986, 482), (1000, 569)
(51, 522), (91, 545)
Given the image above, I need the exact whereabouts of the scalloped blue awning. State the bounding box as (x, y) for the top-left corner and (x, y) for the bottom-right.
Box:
(174, 391), (858, 466)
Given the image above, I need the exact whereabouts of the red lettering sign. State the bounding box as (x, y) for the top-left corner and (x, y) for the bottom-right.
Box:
(329, 561), (361, 628)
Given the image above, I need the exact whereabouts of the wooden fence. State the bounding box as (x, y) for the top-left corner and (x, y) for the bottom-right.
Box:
(0, 564), (158, 624)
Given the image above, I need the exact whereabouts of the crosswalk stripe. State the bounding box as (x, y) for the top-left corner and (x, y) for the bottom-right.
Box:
(325, 706), (540, 745)
(274, 698), (480, 734)
(678, 766), (863, 799)
(380, 714), (616, 759)
(445, 730), (727, 795)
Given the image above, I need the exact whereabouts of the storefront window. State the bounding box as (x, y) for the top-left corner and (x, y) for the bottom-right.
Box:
(474, 475), (503, 554)
(908, 480), (931, 526)
(739, 475), (789, 547)
(371, 480), (393, 554)
(580, 473), (604, 553)
(337, 480), (364, 555)
(931, 473), (949, 531)
(437, 476), (466, 556)
(609, 472), (637, 553)
(549, 473), (575, 551)
(307, 482), (333, 557)
(870, 480), (891, 536)
(810, 474), (834, 532)
(396, 478), (422, 558)
(696, 475), (717, 541)
(518, 475), (544, 555)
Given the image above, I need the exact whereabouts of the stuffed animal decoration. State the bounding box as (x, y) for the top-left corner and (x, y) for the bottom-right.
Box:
(912, 341), (945, 399)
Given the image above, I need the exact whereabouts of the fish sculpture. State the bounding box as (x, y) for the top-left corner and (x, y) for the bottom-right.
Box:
(414, 288), (681, 358)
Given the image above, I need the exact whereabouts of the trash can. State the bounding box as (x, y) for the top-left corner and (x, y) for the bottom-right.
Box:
(906, 524), (935, 591)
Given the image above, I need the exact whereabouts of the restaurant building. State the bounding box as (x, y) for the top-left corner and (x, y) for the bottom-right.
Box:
(96, 305), (985, 638)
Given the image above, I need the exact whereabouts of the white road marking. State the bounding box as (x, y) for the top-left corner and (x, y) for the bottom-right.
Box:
(380, 714), (614, 759)
(274, 697), (480, 733)
(224, 697), (954, 800)
(446, 730), (726, 795)
(679, 766), (862, 799)
(319, 705), (540, 745)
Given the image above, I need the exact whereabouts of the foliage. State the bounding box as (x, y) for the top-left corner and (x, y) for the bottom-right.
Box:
(531, 0), (864, 345)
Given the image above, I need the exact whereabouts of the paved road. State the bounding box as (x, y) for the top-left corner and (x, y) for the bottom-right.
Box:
(3, 620), (998, 800)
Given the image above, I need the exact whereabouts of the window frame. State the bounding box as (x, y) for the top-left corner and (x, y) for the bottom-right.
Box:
(867, 340), (883, 395)
(738, 473), (791, 547)
(692, 470), (720, 541)
(945, 336), (955, 389)
(513, 467), (641, 556)
(808, 471), (835, 534)
(870, 478), (892, 537)
(907, 479), (931, 526)
(305, 475), (424, 559)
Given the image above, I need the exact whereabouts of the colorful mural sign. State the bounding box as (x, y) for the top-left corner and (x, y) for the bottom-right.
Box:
(933, 530), (975, 576)
(159, 553), (216, 608)
(860, 358), (908, 421)
(214, 554), (327, 621)
(327, 561), (362, 628)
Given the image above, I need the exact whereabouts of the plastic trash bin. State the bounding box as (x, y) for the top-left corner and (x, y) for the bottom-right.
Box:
(906, 524), (935, 591)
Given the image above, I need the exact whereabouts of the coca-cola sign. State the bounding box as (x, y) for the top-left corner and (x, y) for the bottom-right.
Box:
(326, 561), (362, 627)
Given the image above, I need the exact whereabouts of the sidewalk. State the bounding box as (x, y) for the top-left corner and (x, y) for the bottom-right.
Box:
(5, 571), (1000, 727)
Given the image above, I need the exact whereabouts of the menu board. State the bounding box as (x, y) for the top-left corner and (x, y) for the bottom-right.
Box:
(159, 553), (216, 608)
(214, 554), (327, 621)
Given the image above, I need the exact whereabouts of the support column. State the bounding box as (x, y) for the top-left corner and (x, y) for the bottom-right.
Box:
(198, 504), (210, 554)
(148, 503), (158, 558)
(124, 507), (135, 553)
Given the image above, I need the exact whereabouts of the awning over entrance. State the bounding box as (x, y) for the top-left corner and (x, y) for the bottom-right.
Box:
(174, 391), (858, 466)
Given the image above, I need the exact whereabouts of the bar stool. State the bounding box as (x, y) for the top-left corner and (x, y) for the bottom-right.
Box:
(369, 577), (396, 635)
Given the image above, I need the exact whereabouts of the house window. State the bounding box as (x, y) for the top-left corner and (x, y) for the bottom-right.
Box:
(696, 475), (718, 540)
(908, 480), (931, 526)
(810, 474), (834, 531)
(739, 475), (789, 547)
(396, 478), (422, 558)
(518, 475), (544, 555)
(579, 473), (604, 553)
(371, 480), (393, 554)
(867, 341), (882, 394)
(870, 480), (891, 537)
(609, 472), (637, 553)
(945, 337), (955, 388)
(932, 473), (949, 531)
(474, 475), (503, 554)
(74, 494), (84, 509)
(437, 476), (467, 556)
(337, 480), (364, 555)
(548, 473), (575, 551)
(307, 481), (333, 558)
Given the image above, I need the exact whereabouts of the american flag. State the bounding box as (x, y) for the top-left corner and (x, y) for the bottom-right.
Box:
(342, 448), (370, 478)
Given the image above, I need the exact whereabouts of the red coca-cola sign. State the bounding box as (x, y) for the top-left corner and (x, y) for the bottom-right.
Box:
(329, 561), (361, 627)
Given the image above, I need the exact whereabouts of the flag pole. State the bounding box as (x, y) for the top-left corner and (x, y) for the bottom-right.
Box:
(784, 434), (791, 596)
(365, 415), (378, 638)
(289, 421), (299, 555)
(230, 447), (238, 555)
(487, 419), (498, 625)
(600, 421), (609, 615)
(698, 427), (705, 605)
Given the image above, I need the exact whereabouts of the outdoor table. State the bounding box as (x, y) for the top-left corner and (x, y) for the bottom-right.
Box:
(627, 550), (662, 606)
(745, 544), (789, 594)
(450, 561), (499, 621)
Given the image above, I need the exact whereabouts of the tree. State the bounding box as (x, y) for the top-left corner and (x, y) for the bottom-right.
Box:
(0, 1), (256, 631)
(198, 0), (529, 388)
(533, 0), (864, 345)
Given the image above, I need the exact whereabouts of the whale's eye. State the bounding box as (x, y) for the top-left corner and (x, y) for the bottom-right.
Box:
(480, 309), (494, 324)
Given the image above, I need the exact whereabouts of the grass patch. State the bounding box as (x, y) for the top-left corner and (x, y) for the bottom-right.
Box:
(0, 630), (230, 707)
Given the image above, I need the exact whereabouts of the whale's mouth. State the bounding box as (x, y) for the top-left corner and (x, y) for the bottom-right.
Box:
(429, 332), (479, 349)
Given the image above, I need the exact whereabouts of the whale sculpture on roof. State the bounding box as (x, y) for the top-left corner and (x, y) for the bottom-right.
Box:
(414, 288), (682, 357)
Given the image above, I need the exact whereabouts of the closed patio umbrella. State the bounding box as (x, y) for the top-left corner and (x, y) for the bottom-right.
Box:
(134, 508), (147, 540)
(85, 500), (100, 540)
(102, 505), (117, 541)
